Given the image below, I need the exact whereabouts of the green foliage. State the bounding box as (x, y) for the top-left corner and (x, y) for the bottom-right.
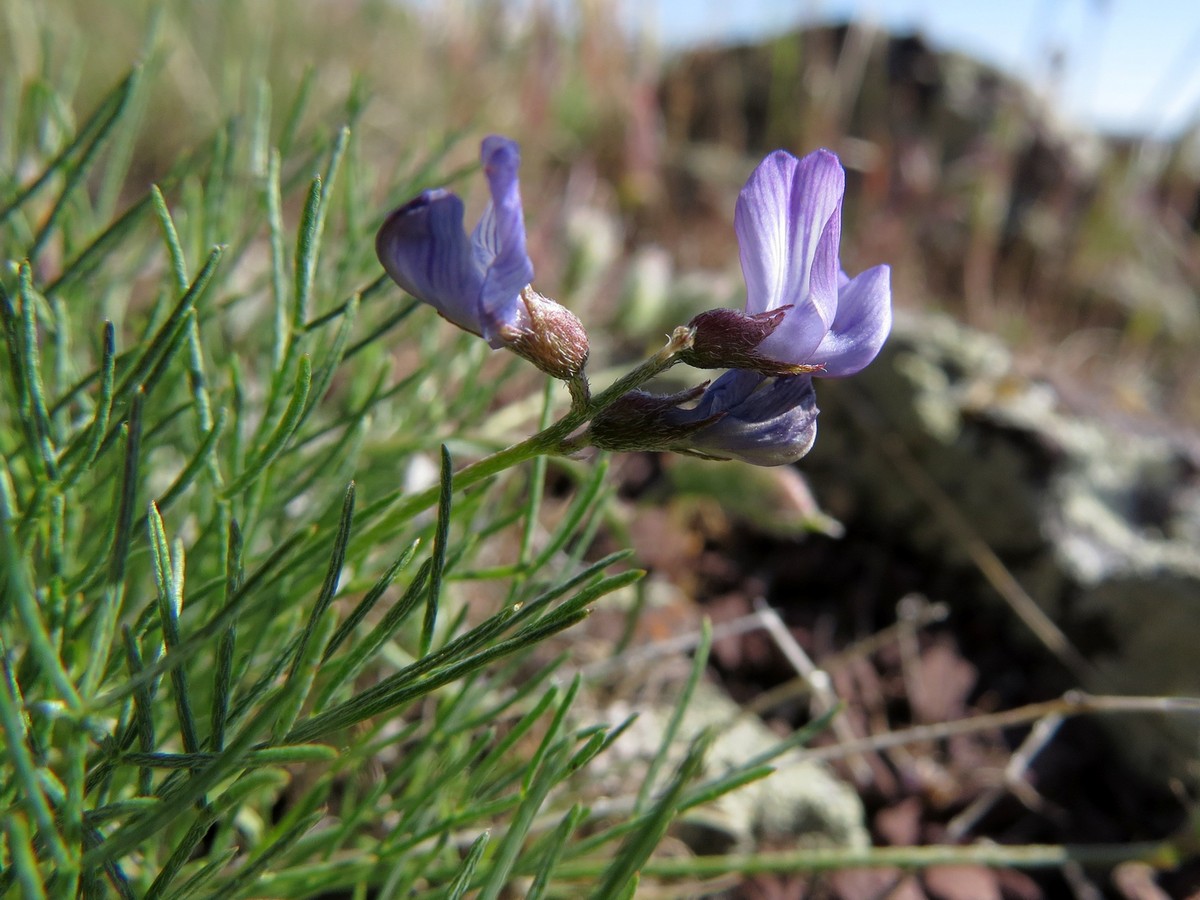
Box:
(0, 8), (764, 895)
(3, 3), (1195, 896)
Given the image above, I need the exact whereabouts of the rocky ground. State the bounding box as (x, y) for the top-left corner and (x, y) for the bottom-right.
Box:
(575, 312), (1200, 898)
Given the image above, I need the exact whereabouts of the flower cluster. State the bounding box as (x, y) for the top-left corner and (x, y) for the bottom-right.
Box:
(376, 136), (891, 467)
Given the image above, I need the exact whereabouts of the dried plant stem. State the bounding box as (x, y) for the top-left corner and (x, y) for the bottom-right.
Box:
(752, 598), (873, 783)
(801, 691), (1200, 765)
(946, 711), (1066, 840)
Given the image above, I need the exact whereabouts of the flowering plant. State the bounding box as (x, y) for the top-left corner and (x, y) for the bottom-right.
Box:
(376, 136), (588, 381)
(376, 137), (891, 467)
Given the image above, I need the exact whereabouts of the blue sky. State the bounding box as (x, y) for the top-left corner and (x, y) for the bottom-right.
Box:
(639, 0), (1200, 136)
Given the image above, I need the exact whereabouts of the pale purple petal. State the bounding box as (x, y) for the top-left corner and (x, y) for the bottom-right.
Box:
(735, 149), (843, 329)
(376, 189), (484, 334)
(472, 135), (534, 340)
(750, 299), (830, 366)
(683, 372), (819, 466)
(812, 264), (892, 377)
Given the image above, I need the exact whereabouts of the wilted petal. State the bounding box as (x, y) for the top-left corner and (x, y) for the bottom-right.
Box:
(812, 264), (892, 377)
(376, 189), (484, 334)
(501, 286), (590, 380)
(680, 372), (819, 467)
(473, 136), (534, 342)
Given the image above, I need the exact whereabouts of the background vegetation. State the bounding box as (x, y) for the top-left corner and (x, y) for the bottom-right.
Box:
(3, 0), (1198, 896)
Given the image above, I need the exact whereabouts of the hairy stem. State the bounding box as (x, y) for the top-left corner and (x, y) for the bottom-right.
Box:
(366, 326), (694, 538)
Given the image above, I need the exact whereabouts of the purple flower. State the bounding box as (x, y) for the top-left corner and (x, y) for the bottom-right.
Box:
(590, 370), (819, 467)
(376, 136), (588, 379)
(593, 148), (890, 467)
(682, 148), (891, 378)
(671, 371), (819, 466)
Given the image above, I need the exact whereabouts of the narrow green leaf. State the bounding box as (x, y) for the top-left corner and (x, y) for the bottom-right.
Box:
(184, 306), (215, 436)
(524, 675), (581, 793)
(343, 294), (417, 360)
(524, 805), (586, 900)
(271, 601), (338, 741)
(90, 524), (309, 713)
(3, 813), (48, 900)
(108, 245), (224, 426)
(678, 765), (775, 815)
(0, 283), (34, 462)
(82, 685), (292, 869)
(1, 493), (82, 709)
(293, 175), (323, 328)
(277, 67), (315, 160)
(148, 504), (199, 754)
(315, 601), (518, 740)
(267, 148), (288, 371)
(520, 379), (556, 566)
(321, 538), (419, 664)
(222, 354), (311, 497)
(168, 848), (238, 900)
(223, 811), (324, 900)
(121, 627), (157, 795)
(141, 806), (220, 900)
(569, 713), (636, 774)
(454, 651), (568, 735)
(108, 389), (143, 591)
(121, 745), (336, 769)
(529, 458), (609, 573)
(302, 273), (390, 332)
(17, 262), (60, 479)
(210, 519), (243, 750)
(43, 191), (152, 298)
(390, 728), (497, 842)
(95, 23), (155, 219)
(593, 732), (711, 898)
(60, 320), (116, 483)
(302, 291), (358, 421)
(515, 569), (643, 636)
(284, 605), (590, 744)
(83, 799), (159, 827)
(79, 388), (143, 697)
(446, 832), (490, 900)
(27, 67), (142, 261)
(505, 549), (632, 631)
(476, 743), (573, 900)
(148, 407), (226, 512)
(0, 654), (72, 868)
(151, 184), (189, 291)
(421, 444), (454, 657)
(466, 686), (560, 798)
(637, 618), (711, 812)
(0, 67), (139, 227)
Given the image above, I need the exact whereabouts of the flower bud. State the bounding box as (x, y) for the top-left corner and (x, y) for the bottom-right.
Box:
(497, 286), (590, 381)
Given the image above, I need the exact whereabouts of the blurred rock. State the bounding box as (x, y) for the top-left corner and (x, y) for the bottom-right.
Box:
(806, 312), (1200, 779)
(608, 680), (869, 855)
(662, 455), (845, 539)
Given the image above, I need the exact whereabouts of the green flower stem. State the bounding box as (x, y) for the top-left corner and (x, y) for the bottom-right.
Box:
(363, 326), (693, 539)
(547, 840), (1182, 882)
